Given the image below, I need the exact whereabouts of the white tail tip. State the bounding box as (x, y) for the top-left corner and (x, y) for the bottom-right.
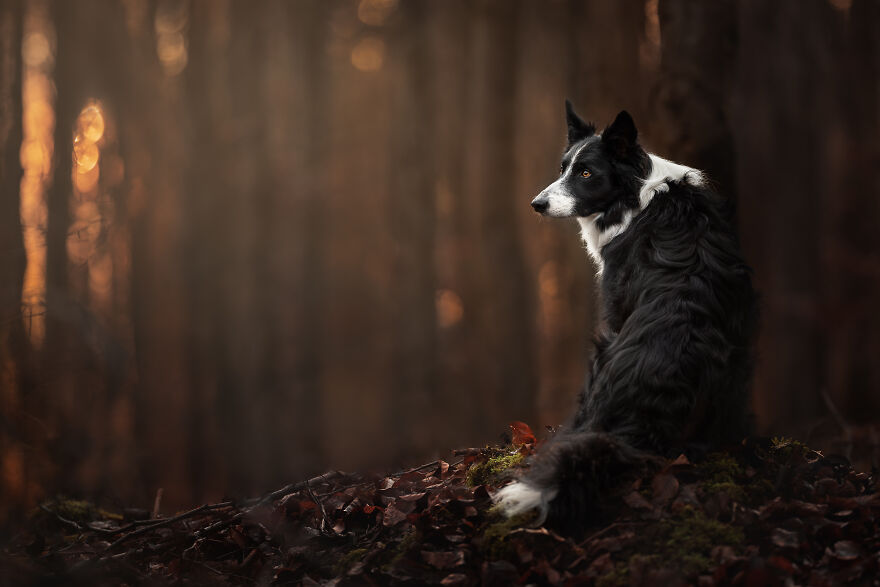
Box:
(492, 481), (557, 525)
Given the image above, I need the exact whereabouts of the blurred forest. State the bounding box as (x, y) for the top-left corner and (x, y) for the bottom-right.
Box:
(0, 0), (879, 521)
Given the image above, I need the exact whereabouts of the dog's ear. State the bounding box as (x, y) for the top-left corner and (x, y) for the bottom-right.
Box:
(602, 110), (638, 157)
(565, 99), (595, 145)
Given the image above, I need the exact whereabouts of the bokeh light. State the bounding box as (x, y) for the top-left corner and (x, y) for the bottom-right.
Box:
(22, 31), (50, 67)
(357, 0), (398, 26)
(350, 36), (385, 72)
(154, 0), (189, 76)
(73, 135), (100, 172)
(435, 289), (464, 328)
(77, 104), (105, 142)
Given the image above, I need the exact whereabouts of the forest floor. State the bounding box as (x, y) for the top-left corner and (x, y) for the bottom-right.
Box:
(2, 424), (880, 586)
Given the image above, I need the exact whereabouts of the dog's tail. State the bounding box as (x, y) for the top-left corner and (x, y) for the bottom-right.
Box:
(493, 430), (656, 535)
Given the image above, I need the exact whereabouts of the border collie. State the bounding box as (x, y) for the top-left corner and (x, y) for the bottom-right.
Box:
(494, 102), (758, 535)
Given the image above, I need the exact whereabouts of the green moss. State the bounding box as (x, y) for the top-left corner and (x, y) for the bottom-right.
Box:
(49, 498), (96, 522)
(657, 508), (743, 575)
(596, 560), (633, 587)
(697, 453), (747, 502)
(465, 449), (524, 487)
(697, 453), (744, 484)
(596, 508), (743, 583)
(384, 530), (420, 570)
(770, 436), (809, 461)
(479, 512), (536, 560)
(334, 547), (368, 574)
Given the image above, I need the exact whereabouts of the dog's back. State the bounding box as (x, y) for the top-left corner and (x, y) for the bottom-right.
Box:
(582, 177), (756, 450)
(495, 105), (757, 536)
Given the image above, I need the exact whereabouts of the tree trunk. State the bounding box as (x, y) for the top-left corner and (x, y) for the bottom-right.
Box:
(653, 0), (738, 198)
(464, 0), (536, 432)
(732, 0), (834, 434)
(387, 0), (438, 457)
(0, 0), (30, 513)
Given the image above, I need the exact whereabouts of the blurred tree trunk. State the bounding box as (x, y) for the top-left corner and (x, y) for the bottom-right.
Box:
(222, 0), (268, 493)
(0, 0), (31, 511)
(465, 0), (536, 431)
(290, 0), (329, 471)
(432, 0), (480, 447)
(121, 0), (194, 504)
(570, 0), (646, 124)
(733, 0), (833, 434)
(652, 0), (738, 197)
(823, 0), (880, 423)
(185, 0), (235, 498)
(43, 0), (86, 491)
(515, 0), (596, 428)
(388, 0), (437, 457)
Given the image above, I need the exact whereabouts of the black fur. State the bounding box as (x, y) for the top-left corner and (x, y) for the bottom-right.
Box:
(519, 104), (758, 536)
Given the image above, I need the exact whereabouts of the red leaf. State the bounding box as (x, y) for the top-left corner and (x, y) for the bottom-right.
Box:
(510, 421), (537, 446)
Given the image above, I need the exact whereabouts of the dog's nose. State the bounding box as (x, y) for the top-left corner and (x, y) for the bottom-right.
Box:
(531, 196), (549, 214)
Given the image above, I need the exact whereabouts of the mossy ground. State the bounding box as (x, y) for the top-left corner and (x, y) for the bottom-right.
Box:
(598, 507), (744, 585)
(465, 447), (524, 487)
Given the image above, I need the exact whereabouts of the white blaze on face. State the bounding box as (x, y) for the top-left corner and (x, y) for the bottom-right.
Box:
(538, 140), (594, 218)
(539, 176), (578, 217)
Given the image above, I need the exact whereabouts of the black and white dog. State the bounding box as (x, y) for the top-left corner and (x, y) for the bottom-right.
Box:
(495, 102), (758, 535)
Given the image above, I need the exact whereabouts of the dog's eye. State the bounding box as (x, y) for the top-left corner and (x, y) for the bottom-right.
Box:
(582, 170), (592, 178)
(559, 164), (565, 173)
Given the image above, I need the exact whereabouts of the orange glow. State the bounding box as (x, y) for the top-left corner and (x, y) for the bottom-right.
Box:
(88, 252), (114, 305)
(640, 0), (661, 69)
(77, 104), (105, 142)
(19, 139), (50, 175)
(21, 31), (50, 67)
(74, 162), (100, 193)
(538, 261), (559, 298)
(435, 289), (464, 328)
(154, 1), (189, 76)
(828, 0), (852, 12)
(19, 1), (55, 347)
(73, 135), (100, 171)
(2, 447), (25, 501)
(350, 36), (385, 72)
(357, 0), (398, 26)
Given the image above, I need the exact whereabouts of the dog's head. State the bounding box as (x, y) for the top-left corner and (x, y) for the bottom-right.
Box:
(531, 101), (650, 220)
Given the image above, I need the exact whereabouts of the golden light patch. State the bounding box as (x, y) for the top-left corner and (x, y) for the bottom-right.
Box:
(77, 104), (105, 143)
(350, 36), (385, 72)
(436, 289), (464, 328)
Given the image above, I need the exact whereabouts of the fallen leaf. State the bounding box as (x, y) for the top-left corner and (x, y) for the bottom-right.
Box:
(509, 421), (537, 446)
(651, 473), (680, 505)
(831, 540), (862, 561)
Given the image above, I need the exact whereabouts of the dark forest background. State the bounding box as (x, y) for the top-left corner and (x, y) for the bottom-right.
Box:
(1, 0), (879, 520)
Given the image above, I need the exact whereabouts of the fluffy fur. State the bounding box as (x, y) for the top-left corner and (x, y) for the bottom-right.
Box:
(498, 103), (758, 536)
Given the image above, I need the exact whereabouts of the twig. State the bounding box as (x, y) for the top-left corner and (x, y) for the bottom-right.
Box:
(41, 504), (84, 532)
(822, 389), (854, 459)
(452, 448), (486, 456)
(580, 521), (643, 545)
(192, 470), (345, 540)
(306, 479), (335, 536)
(152, 488), (164, 519)
(104, 501), (234, 551)
(315, 457), (463, 498)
